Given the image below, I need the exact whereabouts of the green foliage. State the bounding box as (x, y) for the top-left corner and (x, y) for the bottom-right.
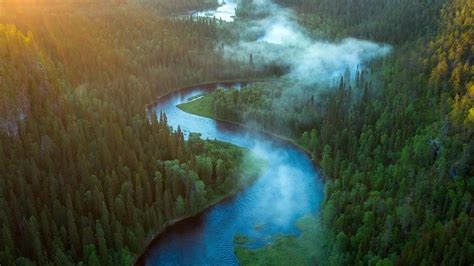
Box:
(275, 0), (444, 44)
(0, 2), (264, 264)
(0, 0), (472, 264)
(219, 0), (473, 264)
(235, 215), (330, 265)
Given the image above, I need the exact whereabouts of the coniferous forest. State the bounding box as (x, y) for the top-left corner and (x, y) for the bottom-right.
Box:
(0, 0), (473, 265)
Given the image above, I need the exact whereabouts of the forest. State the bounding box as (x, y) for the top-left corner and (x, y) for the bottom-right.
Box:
(179, 0), (474, 264)
(1, 0), (473, 265)
(0, 1), (262, 264)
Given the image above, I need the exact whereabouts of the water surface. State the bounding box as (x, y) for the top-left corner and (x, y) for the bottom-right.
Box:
(142, 82), (324, 265)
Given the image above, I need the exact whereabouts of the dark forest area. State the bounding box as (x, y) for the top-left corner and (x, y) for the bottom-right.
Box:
(0, 0), (472, 265)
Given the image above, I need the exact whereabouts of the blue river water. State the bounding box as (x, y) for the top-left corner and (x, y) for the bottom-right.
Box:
(141, 82), (324, 265)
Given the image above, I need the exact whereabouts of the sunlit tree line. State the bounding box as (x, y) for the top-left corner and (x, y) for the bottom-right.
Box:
(0, 1), (257, 264)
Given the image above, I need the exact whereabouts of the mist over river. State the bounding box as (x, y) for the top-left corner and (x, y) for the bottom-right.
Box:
(141, 0), (391, 264)
(141, 82), (324, 265)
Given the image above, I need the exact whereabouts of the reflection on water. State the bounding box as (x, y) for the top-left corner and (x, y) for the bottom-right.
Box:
(142, 83), (324, 266)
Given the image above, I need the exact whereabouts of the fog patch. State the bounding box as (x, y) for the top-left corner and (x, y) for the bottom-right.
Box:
(246, 139), (313, 227)
(224, 0), (391, 84)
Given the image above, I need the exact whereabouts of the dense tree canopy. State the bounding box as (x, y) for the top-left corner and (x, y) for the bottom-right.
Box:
(201, 0), (473, 264)
(0, 1), (261, 264)
(0, 0), (472, 264)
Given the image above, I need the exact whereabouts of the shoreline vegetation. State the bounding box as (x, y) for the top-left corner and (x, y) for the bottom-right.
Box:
(134, 140), (267, 265)
(133, 78), (277, 265)
(176, 92), (320, 169)
(136, 80), (322, 265)
(145, 78), (277, 110)
(235, 214), (329, 265)
(176, 86), (332, 265)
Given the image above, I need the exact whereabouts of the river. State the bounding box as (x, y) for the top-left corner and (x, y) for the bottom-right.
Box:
(140, 82), (324, 265)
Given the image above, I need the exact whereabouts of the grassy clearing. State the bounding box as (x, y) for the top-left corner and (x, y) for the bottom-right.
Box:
(177, 94), (215, 119)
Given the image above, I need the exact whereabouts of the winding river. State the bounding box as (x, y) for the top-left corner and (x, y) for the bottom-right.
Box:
(141, 82), (324, 265)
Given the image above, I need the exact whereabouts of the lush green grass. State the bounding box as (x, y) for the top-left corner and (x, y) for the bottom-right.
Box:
(177, 94), (215, 119)
(235, 215), (331, 266)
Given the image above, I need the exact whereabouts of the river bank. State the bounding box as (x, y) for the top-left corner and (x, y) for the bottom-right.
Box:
(135, 79), (275, 265)
(134, 174), (256, 265)
(141, 80), (323, 265)
(174, 85), (329, 265)
(145, 78), (277, 111)
(134, 141), (266, 265)
(176, 92), (322, 172)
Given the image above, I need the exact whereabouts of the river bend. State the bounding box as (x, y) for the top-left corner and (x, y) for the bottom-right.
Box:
(142, 82), (324, 265)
